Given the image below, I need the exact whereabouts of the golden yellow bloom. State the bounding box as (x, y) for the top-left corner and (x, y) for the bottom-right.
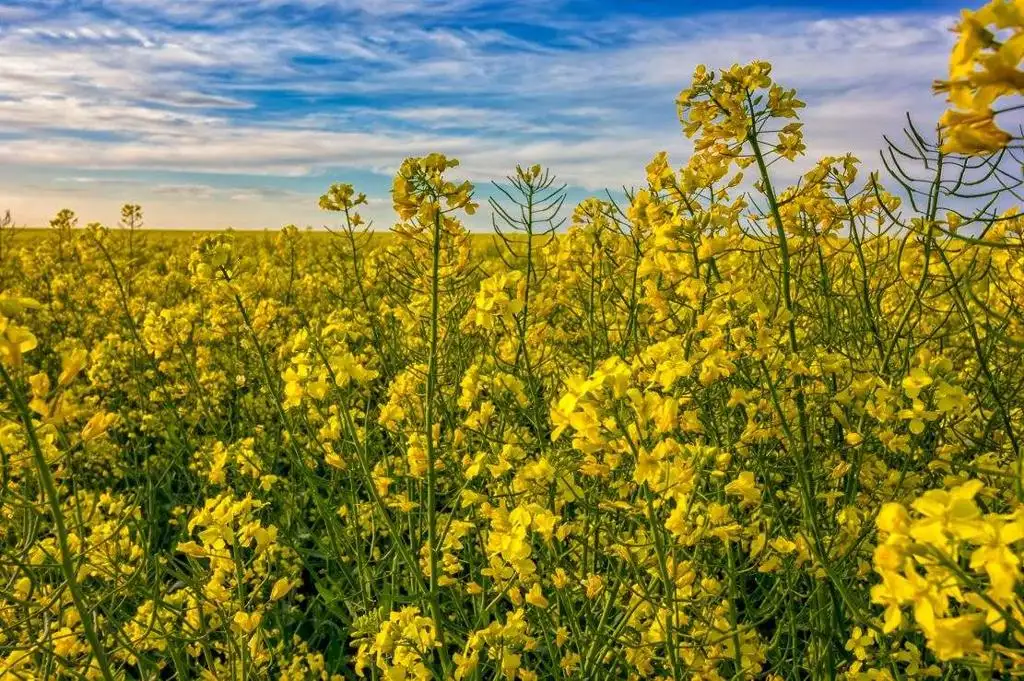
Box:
(270, 577), (294, 601)
(724, 471), (760, 507)
(81, 411), (118, 442)
(58, 348), (89, 387)
(0, 320), (37, 367)
(525, 583), (548, 608)
(939, 108), (1013, 154)
(231, 610), (263, 635)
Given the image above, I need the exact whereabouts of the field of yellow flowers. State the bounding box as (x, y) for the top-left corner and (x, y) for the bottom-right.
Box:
(1, 3), (1023, 680)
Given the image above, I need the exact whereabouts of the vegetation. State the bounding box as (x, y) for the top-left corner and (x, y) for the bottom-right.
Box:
(0, 2), (1023, 679)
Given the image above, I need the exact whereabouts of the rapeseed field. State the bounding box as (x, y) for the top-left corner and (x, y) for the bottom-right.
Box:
(1, 3), (1023, 679)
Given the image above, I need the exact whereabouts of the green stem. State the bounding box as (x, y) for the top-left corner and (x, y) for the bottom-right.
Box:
(424, 203), (450, 673)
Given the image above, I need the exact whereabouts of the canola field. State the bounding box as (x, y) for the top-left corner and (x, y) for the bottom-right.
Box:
(1, 6), (1024, 680)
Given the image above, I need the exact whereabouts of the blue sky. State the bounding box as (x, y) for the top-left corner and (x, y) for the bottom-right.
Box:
(0, 0), (965, 229)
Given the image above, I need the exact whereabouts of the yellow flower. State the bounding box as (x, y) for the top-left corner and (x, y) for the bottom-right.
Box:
(969, 515), (1024, 602)
(81, 411), (118, 442)
(939, 108), (1013, 154)
(0, 321), (37, 367)
(901, 367), (933, 399)
(232, 610), (263, 635)
(58, 348), (89, 387)
(909, 480), (985, 545)
(927, 615), (985, 661)
(0, 295), (41, 316)
(584, 574), (604, 599)
(270, 577), (295, 601)
(769, 537), (797, 555)
(724, 471), (760, 507)
(876, 503), (911, 536)
(525, 583), (548, 609)
(177, 541), (206, 558)
(633, 447), (663, 487)
(500, 651), (521, 680)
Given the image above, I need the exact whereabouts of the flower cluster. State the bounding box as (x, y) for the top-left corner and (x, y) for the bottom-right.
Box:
(934, 0), (1024, 154)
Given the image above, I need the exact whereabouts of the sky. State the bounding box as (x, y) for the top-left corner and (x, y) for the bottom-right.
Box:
(0, 0), (967, 230)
